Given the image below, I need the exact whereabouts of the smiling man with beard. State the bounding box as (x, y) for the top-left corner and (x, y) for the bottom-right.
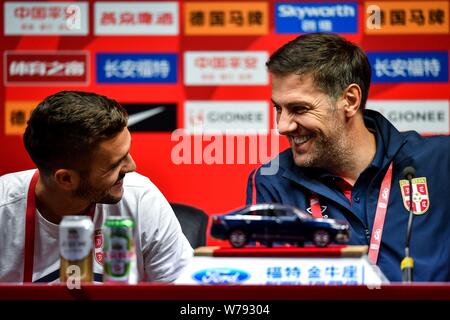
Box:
(0, 91), (192, 283)
(246, 33), (450, 282)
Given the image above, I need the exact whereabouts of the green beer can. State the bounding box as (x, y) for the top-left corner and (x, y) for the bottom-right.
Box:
(103, 216), (137, 284)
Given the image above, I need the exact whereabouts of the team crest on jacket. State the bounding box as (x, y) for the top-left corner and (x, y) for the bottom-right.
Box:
(399, 177), (430, 215)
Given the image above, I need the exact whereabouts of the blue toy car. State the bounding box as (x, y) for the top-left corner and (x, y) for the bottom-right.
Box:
(210, 203), (350, 248)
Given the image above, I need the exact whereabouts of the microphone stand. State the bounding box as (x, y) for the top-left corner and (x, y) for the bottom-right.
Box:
(401, 176), (414, 282)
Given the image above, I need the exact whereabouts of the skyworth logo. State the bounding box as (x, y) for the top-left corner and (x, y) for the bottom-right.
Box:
(275, 2), (358, 33)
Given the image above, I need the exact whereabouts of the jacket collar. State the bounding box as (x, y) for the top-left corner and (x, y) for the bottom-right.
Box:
(364, 109), (408, 168)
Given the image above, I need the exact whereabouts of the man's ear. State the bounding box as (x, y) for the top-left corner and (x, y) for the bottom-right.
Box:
(341, 83), (362, 118)
(53, 169), (80, 191)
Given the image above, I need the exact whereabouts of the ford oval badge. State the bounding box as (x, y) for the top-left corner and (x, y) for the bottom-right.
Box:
(192, 268), (250, 284)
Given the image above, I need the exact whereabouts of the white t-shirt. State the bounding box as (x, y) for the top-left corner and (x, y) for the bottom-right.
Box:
(0, 169), (193, 283)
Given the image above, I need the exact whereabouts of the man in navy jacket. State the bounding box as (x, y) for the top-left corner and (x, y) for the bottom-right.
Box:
(246, 33), (450, 282)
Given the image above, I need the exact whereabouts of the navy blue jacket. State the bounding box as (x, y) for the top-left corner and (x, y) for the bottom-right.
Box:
(246, 110), (450, 282)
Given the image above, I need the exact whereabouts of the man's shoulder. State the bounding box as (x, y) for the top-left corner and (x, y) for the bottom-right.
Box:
(0, 169), (36, 207)
(401, 131), (450, 151)
(419, 134), (450, 144)
(123, 171), (152, 187)
(117, 172), (173, 220)
(122, 172), (161, 196)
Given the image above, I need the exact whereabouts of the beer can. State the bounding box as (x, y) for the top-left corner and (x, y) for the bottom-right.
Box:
(103, 216), (137, 284)
(59, 215), (94, 283)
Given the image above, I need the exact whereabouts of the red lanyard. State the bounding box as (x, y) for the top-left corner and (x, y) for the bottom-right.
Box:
(23, 170), (96, 282)
(367, 162), (393, 264)
(23, 170), (39, 282)
(310, 163), (393, 265)
(309, 192), (323, 218)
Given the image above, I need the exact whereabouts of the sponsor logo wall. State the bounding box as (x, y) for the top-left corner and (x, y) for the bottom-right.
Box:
(123, 103), (177, 132)
(4, 1), (89, 35)
(364, 1), (449, 34)
(94, 2), (179, 35)
(4, 51), (89, 85)
(184, 1), (269, 35)
(185, 101), (269, 134)
(184, 51), (269, 85)
(367, 100), (449, 134)
(96, 53), (177, 83)
(368, 51), (448, 83)
(275, 2), (358, 34)
(2, 0), (450, 231)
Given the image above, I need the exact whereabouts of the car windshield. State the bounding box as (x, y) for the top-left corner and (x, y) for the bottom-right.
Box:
(236, 204), (312, 220)
(292, 208), (311, 220)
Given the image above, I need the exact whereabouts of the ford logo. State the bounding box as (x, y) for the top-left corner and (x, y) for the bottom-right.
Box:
(192, 268), (250, 284)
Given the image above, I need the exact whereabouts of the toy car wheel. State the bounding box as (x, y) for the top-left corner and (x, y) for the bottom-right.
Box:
(229, 229), (248, 248)
(313, 229), (330, 247)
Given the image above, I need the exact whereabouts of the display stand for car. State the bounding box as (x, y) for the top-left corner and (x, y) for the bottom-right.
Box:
(175, 245), (388, 286)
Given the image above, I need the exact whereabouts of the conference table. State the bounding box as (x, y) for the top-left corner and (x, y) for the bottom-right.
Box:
(1, 282), (450, 300)
(1, 283), (449, 319)
(1, 246), (449, 317)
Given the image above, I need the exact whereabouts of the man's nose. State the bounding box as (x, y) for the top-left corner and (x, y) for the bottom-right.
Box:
(277, 111), (297, 135)
(124, 154), (137, 173)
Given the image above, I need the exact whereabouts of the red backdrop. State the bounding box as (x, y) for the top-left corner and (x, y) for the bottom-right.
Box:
(1, 0), (449, 245)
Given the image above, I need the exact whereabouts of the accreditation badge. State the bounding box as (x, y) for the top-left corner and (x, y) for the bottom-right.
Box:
(399, 177), (430, 215)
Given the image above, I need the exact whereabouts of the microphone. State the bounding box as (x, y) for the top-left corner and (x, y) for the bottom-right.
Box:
(401, 166), (416, 282)
(403, 166), (416, 181)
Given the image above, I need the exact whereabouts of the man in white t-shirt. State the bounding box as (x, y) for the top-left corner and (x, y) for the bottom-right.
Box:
(0, 91), (193, 283)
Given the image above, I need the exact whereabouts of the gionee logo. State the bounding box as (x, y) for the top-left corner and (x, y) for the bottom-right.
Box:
(189, 110), (204, 127)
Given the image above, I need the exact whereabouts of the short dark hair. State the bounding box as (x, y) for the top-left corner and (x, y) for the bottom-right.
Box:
(267, 33), (371, 110)
(24, 91), (128, 176)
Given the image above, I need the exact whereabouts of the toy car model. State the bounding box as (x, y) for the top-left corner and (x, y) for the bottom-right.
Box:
(210, 203), (350, 248)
